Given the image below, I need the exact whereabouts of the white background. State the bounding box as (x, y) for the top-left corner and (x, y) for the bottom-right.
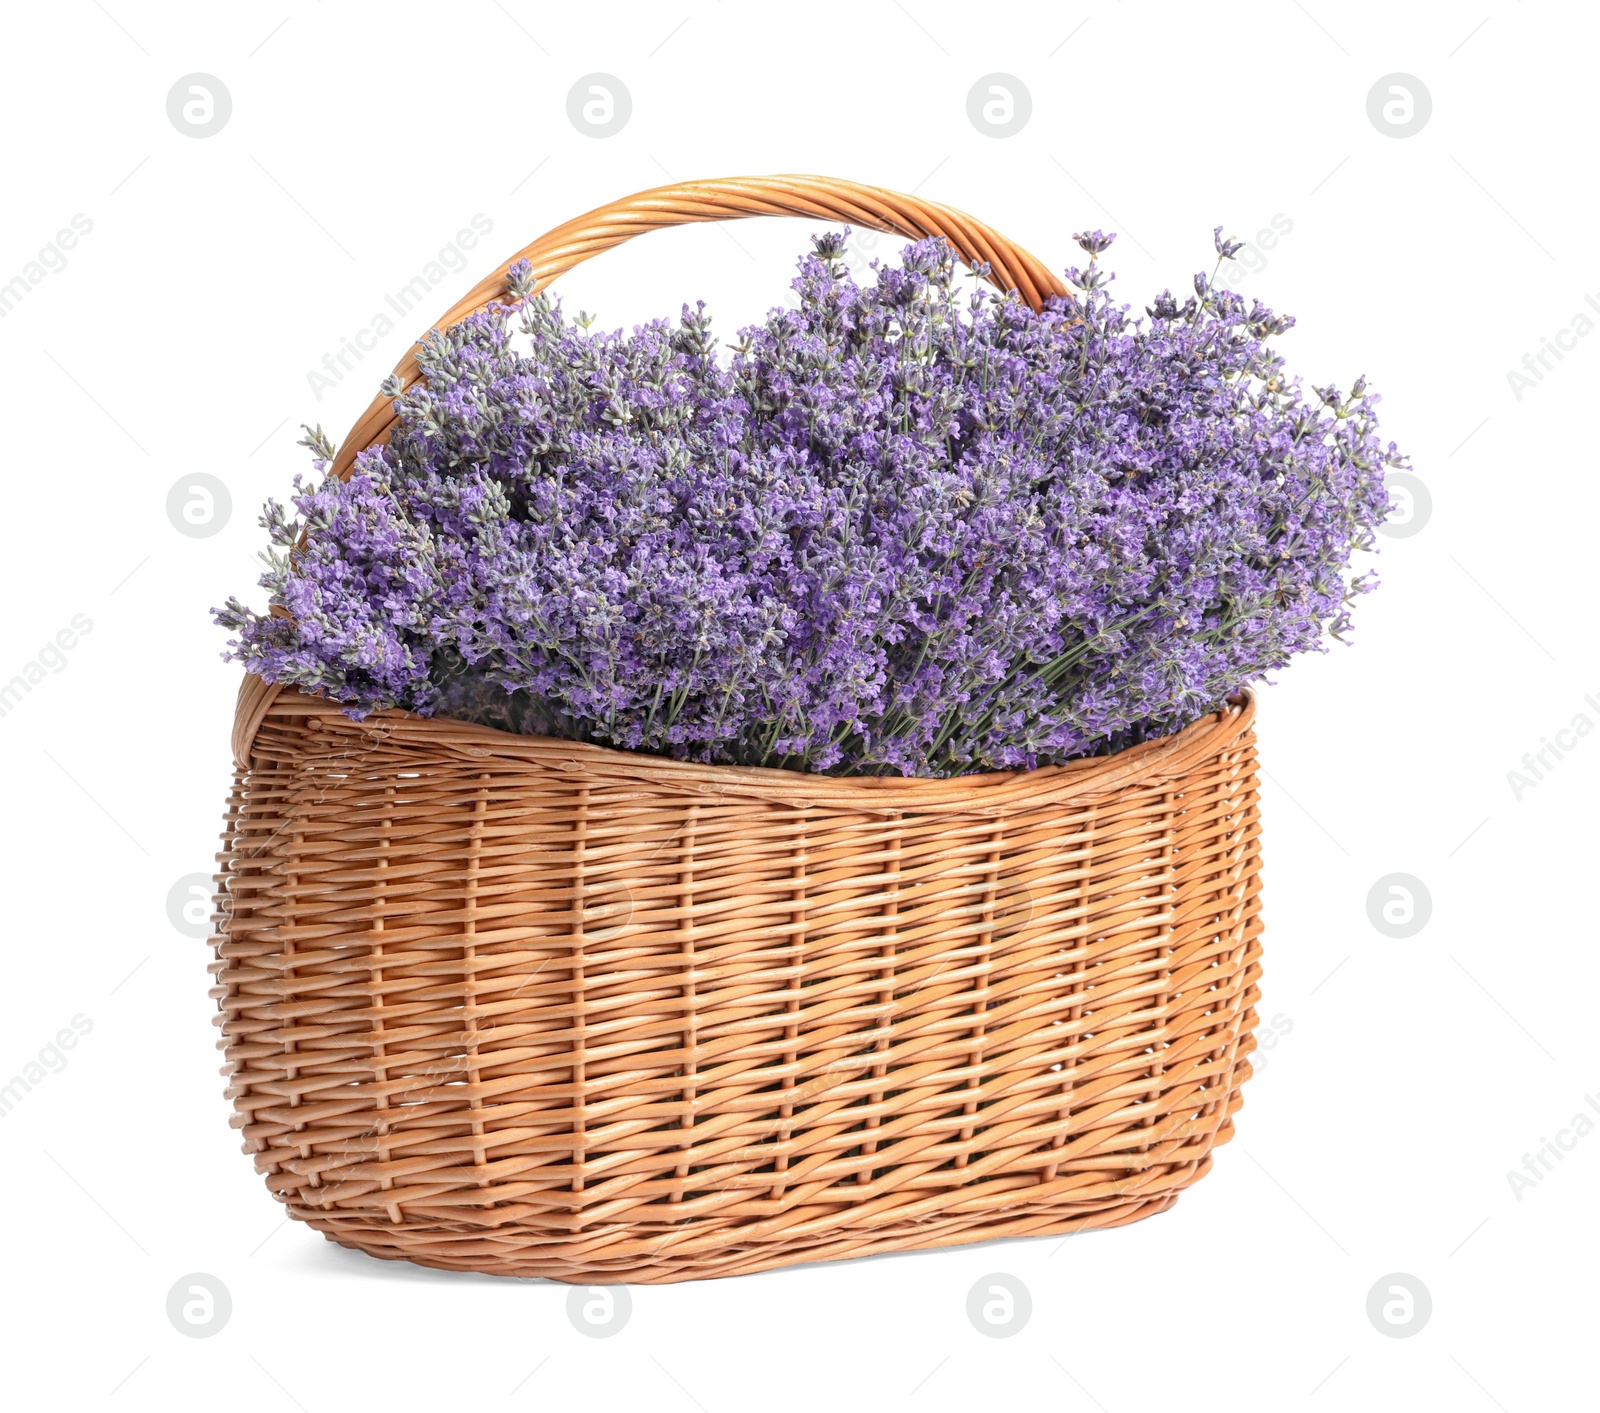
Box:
(1, 2), (1595, 1409)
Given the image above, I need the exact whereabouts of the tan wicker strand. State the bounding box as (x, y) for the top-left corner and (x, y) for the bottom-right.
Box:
(213, 176), (1265, 1284)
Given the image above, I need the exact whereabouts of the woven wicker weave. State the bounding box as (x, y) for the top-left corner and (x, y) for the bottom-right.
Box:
(212, 176), (1266, 1284)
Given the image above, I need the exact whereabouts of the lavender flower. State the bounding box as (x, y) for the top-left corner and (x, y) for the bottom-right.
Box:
(215, 229), (1401, 776)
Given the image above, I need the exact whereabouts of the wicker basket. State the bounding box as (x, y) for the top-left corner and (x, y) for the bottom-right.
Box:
(212, 176), (1265, 1284)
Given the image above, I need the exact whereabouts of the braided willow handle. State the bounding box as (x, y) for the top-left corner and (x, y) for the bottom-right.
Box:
(235, 175), (1065, 763)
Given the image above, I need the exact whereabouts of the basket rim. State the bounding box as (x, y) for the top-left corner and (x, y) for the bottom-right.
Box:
(234, 677), (1255, 814)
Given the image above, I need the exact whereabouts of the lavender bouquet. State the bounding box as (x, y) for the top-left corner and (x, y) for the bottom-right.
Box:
(216, 229), (1400, 777)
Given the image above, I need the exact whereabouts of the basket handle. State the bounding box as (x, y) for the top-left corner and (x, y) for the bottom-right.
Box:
(234, 175), (1066, 766)
(327, 173), (1066, 479)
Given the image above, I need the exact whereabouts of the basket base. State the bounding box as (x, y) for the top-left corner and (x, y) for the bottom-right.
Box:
(221, 690), (1263, 1287)
(297, 1171), (1205, 1284)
